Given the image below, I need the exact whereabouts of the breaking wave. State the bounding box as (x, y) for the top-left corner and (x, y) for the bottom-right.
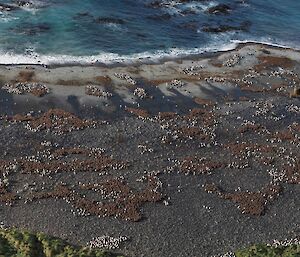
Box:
(0, 41), (239, 66)
(0, 35), (298, 66)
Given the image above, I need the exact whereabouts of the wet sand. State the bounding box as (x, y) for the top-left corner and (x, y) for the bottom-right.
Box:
(0, 43), (299, 257)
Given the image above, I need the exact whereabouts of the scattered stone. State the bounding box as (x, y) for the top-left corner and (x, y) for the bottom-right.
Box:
(11, 109), (97, 134)
(88, 235), (128, 250)
(134, 87), (147, 99)
(167, 79), (186, 88)
(114, 73), (137, 85)
(125, 107), (150, 118)
(85, 85), (113, 98)
(204, 183), (282, 216)
(2, 83), (49, 97)
(223, 54), (242, 67)
(29, 175), (162, 222)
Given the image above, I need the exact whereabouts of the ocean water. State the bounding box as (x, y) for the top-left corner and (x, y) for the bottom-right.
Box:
(0, 0), (299, 65)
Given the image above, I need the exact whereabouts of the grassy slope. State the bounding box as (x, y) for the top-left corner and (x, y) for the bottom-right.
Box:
(235, 243), (300, 257)
(0, 229), (119, 257)
(0, 229), (299, 256)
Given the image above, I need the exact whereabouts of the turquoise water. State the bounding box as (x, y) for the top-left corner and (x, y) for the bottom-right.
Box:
(0, 0), (299, 64)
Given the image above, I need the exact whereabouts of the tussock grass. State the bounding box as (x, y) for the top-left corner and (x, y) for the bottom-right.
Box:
(236, 243), (300, 257)
(0, 228), (118, 257)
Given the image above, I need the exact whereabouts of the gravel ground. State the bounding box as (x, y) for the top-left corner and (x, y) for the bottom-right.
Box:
(0, 43), (299, 257)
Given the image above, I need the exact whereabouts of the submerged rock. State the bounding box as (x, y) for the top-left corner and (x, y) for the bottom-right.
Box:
(202, 25), (237, 33)
(11, 23), (51, 36)
(95, 17), (126, 25)
(178, 22), (198, 31)
(0, 2), (19, 11)
(180, 9), (197, 15)
(75, 12), (91, 17)
(147, 13), (173, 21)
(202, 21), (251, 33)
(73, 12), (93, 21)
(147, 0), (210, 8)
(207, 4), (231, 15)
(146, 1), (164, 9)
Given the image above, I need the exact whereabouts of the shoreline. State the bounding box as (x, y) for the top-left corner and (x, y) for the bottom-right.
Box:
(1, 41), (299, 69)
(1, 41), (300, 119)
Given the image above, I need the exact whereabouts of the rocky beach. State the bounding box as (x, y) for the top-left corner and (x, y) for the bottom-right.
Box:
(0, 42), (299, 256)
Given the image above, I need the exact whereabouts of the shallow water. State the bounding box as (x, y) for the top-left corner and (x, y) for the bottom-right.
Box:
(0, 0), (299, 64)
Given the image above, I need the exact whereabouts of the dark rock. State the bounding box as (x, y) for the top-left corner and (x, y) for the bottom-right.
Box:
(147, 13), (173, 21)
(202, 21), (251, 33)
(179, 22), (198, 31)
(178, 0), (210, 3)
(202, 25), (235, 33)
(0, 3), (19, 11)
(13, 0), (33, 8)
(146, 0), (163, 8)
(146, 0), (210, 9)
(181, 9), (197, 15)
(240, 20), (252, 30)
(77, 12), (90, 17)
(94, 17), (126, 25)
(207, 4), (231, 15)
(12, 23), (51, 36)
(73, 12), (93, 21)
(261, 49), (271, 55)
(12, 0), (48, 9)
(136, 33), (147, 38)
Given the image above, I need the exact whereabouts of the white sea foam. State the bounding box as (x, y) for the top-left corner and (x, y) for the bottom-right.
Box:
(191, 1), (218, 11)
(104, 23), (127, 32)
(0, 15), (19, 22)
(162, 0), (218, 15)
(0, 12), (19, 22)
(10, 0), (47, 15)
(0, 38), (298, 66)
(0, 41), (238, 66)
(232, 38), (300, 51)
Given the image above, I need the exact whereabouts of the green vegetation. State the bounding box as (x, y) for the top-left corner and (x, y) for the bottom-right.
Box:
(0, 228), (299, 257)
(236, 243), (300, 257)
(0, 229), (118, 257)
